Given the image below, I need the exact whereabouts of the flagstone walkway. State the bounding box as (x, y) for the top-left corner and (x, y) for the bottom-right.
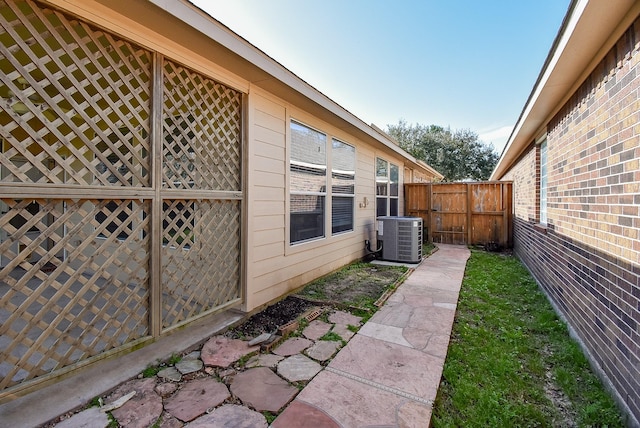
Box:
(6, 244), (470, 427)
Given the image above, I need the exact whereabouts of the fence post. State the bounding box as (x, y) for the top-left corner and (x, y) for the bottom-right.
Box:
(466, 183), (472, 245)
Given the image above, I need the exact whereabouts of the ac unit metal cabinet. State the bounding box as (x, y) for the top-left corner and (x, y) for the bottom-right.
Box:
(376, 216), (423, 263)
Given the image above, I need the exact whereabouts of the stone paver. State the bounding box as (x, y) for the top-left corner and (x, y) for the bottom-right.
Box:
(302, 320), (332, 340)
(157, 367), (181, 382)
(155, 383), (178, 398)
(273, 337), (313, 356)
(272, 400), (340, 428)
(245, 353), (284, 369)
(157, 412), (183, 428)
(277, 354), (322, 382)
(200, 336), (259, 368)
(175, 358), (203, 374)
(328, 310), (361, 326)
(291, 369), (417, 427)
(305, 340), (341, 362)
(230, 367), (298, 412)
(110, 378), (163, 428)
(33, 243), (469, 428)
(330, 329), (443, 402)
(164, 378), (230, 422)
(189, 404), (268, 427)
(330, 323), (355, 341)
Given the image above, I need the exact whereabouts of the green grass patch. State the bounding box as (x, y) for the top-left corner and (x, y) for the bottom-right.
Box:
(422, 241), (436, 256)
(296, 261), (407, 311)
(431, 250), (623, 427)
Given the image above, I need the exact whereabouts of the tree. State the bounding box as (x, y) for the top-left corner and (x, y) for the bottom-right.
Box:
(386, 120), (499, 181)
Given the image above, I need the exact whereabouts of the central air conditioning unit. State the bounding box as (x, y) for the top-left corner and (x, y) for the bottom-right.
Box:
(376, 216), (423, 263)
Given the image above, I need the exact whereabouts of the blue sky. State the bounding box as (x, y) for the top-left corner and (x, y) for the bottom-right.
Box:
(191, 0), (571, 153)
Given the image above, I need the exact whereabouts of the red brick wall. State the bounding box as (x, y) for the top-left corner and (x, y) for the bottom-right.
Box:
(504, 18), (640, 424)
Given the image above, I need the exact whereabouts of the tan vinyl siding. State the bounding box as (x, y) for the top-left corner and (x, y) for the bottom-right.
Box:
(244, 90), (415, 311)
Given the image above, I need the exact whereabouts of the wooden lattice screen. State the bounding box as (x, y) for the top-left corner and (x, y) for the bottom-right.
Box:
(0, 0), (242, 397)
(160, 59), (242, 330)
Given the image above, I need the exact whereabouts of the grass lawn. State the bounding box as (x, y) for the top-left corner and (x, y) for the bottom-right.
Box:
(432, 250), (624, 427)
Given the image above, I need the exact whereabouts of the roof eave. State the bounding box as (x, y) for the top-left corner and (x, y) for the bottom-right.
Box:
(148, 0), (436, 173)
(490, 0), (639, 180)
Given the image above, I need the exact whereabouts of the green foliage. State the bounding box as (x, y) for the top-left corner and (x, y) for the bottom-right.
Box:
(88, 396), (102, 408)
(319, 331), (343, 342)
(431, 250), (623, 427)
(168, 353), (182, 366)
(387, 120), (499, 181)
(262, 411), (276, 424)
(107, 413), (119, 428)
(141, 365), (161, 378)
(422, 242), (436, 256)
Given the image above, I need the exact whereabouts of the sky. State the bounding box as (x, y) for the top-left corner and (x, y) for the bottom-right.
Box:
(190, 0), (571, 154)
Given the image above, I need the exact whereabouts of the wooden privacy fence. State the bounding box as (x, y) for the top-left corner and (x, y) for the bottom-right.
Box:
(405, 182), (513, 248)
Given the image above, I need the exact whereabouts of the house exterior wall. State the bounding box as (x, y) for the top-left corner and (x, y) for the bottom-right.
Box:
(0, 0), (440, 400)
(244, 88), (430, 311)
(502, 16), (640, 422)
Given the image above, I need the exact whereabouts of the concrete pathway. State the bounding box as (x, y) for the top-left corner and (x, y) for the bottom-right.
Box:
(1, 244), (469, 427)
(272, 244), (470, 427)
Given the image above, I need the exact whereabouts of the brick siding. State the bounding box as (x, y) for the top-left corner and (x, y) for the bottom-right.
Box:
(503, 17), (640, 424)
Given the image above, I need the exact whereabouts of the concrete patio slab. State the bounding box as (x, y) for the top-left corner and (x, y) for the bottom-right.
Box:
(288, 369), (428, 427)
(0, 309), (243, 428)
(53, 407), (110, 428)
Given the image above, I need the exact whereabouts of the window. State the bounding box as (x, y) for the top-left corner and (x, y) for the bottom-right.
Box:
(376, 158), (399, 217)
(290, 121), (327, 244)
(539, 139), (548, 225)
(289, 121), (356, 244)
(331, 139), (355, 234)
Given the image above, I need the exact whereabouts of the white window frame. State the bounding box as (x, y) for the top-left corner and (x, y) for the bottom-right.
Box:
(376, 157), (400, 217)
(289, 120), (328, 245)
(288, 120), (357, 246)
(331, 138), (355, 235)
(539, 138), (548, 225)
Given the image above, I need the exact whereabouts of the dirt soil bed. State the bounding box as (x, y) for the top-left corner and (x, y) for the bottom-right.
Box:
(226, 296), (316, 339)
(226, 262), (408, 339)
(295, 262), (408, 307)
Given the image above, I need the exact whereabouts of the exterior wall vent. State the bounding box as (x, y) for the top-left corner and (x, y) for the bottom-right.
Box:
(376, 216), (423, 263)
